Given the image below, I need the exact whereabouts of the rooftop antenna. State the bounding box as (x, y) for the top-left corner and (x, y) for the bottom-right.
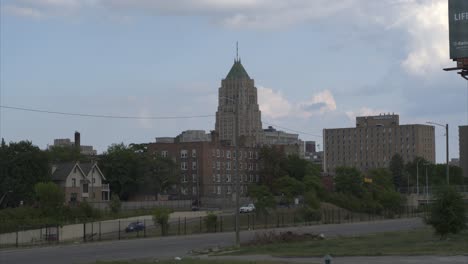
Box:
(236, 41), (239, 62)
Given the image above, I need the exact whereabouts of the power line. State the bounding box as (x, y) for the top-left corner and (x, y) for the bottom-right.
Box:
(1, 104), (323, 138)
(0, 105), (215, 120)
(263, 121), (322, 138)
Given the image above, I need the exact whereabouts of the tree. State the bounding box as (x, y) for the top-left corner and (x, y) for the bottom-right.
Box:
(152, 208), (171, 236)
(34, 182), (64, 216)
(285, 155), (310, 181)
(303, 174), (325, 199)
(258, 146), (288, 190)
(204, 213), (218, 232)
(46, 145), (83, 163)
(367, 168), (394, 191)
(427, 186), (466, 240)
(389, 154), (404, 190)
(273, 176), (305, 205)
(0, 141), (50, 206)
(248, 185), (275, 215)
(100, 143), (178, 200)
(139, 155), (178, 197)
(99, 143), (143, 200)
(334, 167), (364, 198)
(109, 194), (122, 214)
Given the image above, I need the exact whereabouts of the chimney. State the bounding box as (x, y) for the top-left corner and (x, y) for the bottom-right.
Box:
(74, 131), (81, 150)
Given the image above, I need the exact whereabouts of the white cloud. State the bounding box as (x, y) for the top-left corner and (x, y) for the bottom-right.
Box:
(345, 107), (389, 122)
(393, 0), (450, 76)
(4, 0), (96, 17)
(3, 5), (44, 19)
(257, 87), (293, 119)
(258, 87), (336, 119)
(3, 0), (452, 75)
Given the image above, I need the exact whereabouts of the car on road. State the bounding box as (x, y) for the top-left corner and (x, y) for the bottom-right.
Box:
(125, 221), (145, 233)
(239, 203), (255, 213)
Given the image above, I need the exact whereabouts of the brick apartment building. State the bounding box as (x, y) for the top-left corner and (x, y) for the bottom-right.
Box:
(147, 138), (260, 201)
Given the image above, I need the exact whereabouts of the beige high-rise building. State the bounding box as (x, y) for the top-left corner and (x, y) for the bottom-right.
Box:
(215, 59), (264, 147)
(459, 126), (468, 179)
(323, 114), (435, 173)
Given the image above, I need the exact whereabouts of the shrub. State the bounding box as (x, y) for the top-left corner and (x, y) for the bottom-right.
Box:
(204, 213), (218, 232)
(152, 208), (171, 236)
(426, 186), (466, 240)
(78, 201), (100, 220)
(303, 191), (320, 209)
(301, 206), (322, 222)
(248, 185), (275, 215)
(34, 182), (64, 216)
(109, 194), (122, 214)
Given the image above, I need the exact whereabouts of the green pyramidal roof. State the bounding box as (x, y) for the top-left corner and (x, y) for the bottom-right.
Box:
(225, 60), (250, 79)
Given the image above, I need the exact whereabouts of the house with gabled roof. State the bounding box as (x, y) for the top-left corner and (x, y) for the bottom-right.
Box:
(51, 161), (110, 204)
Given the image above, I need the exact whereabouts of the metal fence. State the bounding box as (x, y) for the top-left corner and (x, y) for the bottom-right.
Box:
(89, 200), (192, 211)
(399, 185), (468, 195)
(0, 206), (427, 249)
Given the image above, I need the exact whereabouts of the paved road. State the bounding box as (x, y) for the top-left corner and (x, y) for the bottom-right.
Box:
(202, 255), (468, 264)
(0, 218), (424, 264)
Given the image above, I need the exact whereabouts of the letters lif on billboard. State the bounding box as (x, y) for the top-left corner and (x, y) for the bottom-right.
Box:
(449, 0), (468, 59)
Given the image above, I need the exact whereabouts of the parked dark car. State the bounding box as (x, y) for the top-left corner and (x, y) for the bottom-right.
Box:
(125, 221), (145, 233)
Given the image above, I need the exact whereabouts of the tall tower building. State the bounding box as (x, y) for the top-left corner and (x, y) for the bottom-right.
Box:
(215, 59), (263, 147)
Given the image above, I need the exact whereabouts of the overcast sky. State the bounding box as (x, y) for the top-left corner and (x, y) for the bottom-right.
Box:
(0, 0), (467, 163)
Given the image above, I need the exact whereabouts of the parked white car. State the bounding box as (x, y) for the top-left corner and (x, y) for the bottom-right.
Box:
(239, 203), (255, 213)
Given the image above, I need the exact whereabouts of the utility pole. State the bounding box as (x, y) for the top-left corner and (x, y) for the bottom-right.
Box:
(445, 124), (449, 185)
(427, 122), (449, 185)
(425, 164), (429, 205)
(416, 160), (419, 195)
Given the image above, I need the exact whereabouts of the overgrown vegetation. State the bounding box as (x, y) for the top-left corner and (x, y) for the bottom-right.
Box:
(152, 208), (172, 236)
(326, 167), (405, 215)
(205, 213), (218, 232)
(228, 228), (468, 257)
(426, 185), (466, 239)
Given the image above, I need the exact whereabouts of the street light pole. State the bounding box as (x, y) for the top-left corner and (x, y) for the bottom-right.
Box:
(427, 122), (449, 185)
(445, 124), (449, 185)
(425, 164), (429, 205)
(416, 159), (420, 195)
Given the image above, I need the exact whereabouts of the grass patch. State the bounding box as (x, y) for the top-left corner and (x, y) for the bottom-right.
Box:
(228, 228), (468, 257)
(95, 259), (295, 264)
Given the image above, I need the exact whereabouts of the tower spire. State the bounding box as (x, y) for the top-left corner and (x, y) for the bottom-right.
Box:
(236, 41), (239, 62)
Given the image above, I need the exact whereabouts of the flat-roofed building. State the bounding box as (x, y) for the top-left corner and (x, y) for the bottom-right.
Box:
(323, 114), (435, 173)
(147, 140), (260, 200)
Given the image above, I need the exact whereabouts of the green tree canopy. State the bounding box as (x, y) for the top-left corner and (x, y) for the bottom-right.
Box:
(248, 185), (275, 215)
(427, 186), (466, 239)
(46, 145), (84, 163)
(389, 154), (405, 190)
(99, 143), (178, 200)
(258, 146), (288, 189)
(0, 141), (50, 206)
(34, 182), (64, 216)
(334, 167), (364, 198)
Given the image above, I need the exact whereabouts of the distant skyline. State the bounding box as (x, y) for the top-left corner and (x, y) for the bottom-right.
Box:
(1, 0), (467, 163)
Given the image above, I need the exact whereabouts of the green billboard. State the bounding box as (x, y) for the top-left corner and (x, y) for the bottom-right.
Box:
(449, 0), (468, 59)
